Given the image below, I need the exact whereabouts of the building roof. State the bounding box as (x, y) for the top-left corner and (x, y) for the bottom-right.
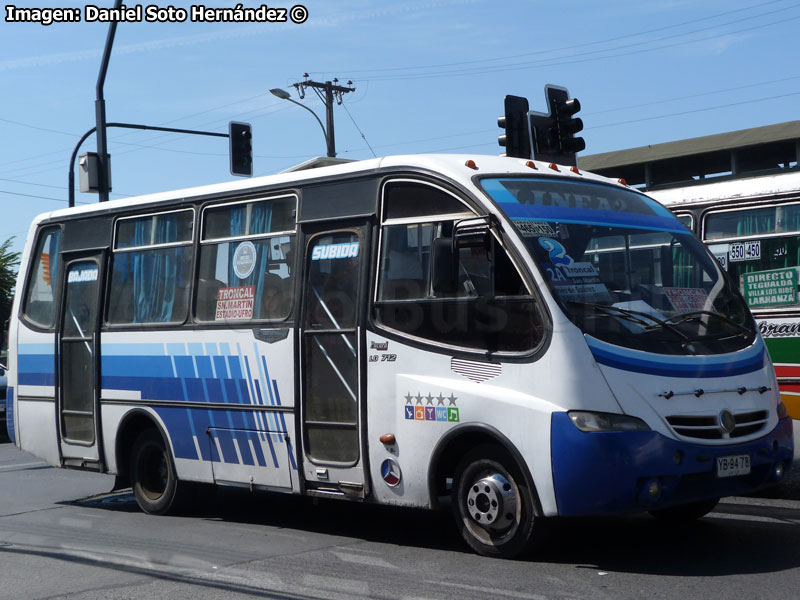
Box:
(580, 121), (800, 189)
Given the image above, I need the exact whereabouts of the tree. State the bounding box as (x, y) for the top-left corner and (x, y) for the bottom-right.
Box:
(0, 237), (21, 355)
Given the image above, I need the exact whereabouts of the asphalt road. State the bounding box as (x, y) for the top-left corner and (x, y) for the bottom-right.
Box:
(3, 437), (800, 600)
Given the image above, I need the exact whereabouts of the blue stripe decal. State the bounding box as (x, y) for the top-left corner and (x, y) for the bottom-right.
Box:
(273, 379), (288, 434)
(18, 354), (55, 386)
(90, 342), (294, 471)
(6, 387), (15, 445)
(586, 336), (766, 378)
(504, 204), (685, 234)
(481, 177), (685, 234)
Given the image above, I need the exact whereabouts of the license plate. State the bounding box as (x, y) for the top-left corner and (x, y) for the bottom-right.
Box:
(716, 454), (751, 478)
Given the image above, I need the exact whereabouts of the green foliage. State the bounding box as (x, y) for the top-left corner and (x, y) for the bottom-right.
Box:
(0, 237), (21, 344)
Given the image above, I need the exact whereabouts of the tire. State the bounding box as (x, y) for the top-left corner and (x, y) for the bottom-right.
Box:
(451, 444), (540, 558)
(130, 428), (180, 515)
(649, 498), (719, 522)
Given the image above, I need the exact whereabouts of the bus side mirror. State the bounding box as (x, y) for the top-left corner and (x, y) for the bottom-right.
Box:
(431, 237), (457, 295)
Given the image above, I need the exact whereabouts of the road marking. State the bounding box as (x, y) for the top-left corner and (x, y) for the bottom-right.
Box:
(426, 580), (549, 600)
(58, 517), (93, 529)
(0, 461), (47, 472)
(329, 549), (398, 569)
(302, 574), (369, 595)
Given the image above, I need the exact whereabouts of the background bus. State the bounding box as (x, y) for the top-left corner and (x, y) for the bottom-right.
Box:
(582, 121), (800, 420)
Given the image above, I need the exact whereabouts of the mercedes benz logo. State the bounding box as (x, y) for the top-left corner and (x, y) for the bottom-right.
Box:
(719, 409), (736, 434)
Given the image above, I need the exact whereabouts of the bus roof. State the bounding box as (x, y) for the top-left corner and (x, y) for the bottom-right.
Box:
(40, 153), (627, 223)
(648, 169), (800, 207)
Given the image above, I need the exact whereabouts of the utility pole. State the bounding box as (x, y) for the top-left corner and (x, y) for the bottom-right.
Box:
(291, 75), (355, 157)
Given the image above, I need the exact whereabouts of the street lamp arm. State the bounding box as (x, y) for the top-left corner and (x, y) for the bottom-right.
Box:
(284, 97), (329, 146)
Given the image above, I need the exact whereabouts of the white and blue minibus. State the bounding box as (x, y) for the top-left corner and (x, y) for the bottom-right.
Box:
(5, 154), (792, 557)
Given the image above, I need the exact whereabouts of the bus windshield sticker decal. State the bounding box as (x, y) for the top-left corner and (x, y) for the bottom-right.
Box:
(403, 391), (459, 422)
(663, 288), (709, 313)
(516, 220), (556, 237)
(233, 241), (257, 279)
(67, 267), (98, 284)
(215, 285), (255, 320)
(311, 241), (359, 261)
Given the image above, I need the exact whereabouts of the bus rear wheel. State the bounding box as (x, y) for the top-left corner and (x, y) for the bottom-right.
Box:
(451, 445), (539, 558)
(130, 429), (179, 515)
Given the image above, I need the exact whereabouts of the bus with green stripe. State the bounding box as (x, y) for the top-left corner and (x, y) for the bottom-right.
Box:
(650, 170), (800, 420)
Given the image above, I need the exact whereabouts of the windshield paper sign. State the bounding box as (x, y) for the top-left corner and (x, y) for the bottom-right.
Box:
(215, 285), (255, 320)
(539, 238), (610, 302)
(743, 268), (798, 307)
(664, 287), (708, 313)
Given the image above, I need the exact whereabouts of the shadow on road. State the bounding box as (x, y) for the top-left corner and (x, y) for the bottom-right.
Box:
(71, 484), (800, 575)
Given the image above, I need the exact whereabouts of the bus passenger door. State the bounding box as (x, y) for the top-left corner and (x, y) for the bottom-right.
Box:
(58, 255), (104, 470)
(300, 224), (368, 496)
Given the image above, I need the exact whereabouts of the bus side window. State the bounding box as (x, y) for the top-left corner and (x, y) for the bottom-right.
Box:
(107, 210), (193, 325)
(196, 196), (297, 323)
(23, 226), (62, 329)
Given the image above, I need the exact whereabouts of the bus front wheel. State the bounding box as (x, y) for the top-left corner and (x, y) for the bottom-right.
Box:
(130, 429), (179, 515)
(451, 445), (539, 558)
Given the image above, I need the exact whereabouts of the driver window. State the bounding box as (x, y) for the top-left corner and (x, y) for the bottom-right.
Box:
(374, 180), (543, 353)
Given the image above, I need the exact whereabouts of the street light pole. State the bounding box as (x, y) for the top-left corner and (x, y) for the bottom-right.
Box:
(271, 78), (355, 158)
(269, 88), (329, 154)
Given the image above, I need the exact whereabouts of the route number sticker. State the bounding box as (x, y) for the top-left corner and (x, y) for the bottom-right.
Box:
(729, 241), (760, 262)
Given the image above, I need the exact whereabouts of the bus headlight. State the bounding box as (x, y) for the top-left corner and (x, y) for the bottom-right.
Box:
(568, 411), (650, 432)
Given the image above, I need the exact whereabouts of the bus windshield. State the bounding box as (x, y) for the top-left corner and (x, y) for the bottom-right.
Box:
(481, 177), (756, 355)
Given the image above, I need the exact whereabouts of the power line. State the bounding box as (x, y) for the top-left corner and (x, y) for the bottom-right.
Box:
(335, 0), (791, 76)
(588, 90), (800, 129)
(341, 103), (376, 158)
(361, 9), (800, 81)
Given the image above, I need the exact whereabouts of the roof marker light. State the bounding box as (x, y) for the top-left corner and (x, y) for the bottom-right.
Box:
(465, 159), (478, 170)
(618, 178), (628, 186)
(549, 163), (559, 172)
(525, 160), (538, 170)
(570, 165), (581, 175)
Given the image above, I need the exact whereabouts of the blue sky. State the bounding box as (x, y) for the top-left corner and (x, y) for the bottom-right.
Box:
(2, 0), (799, 257)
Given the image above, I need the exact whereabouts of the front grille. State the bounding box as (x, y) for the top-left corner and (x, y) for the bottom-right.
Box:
(666, 410), (769, 440)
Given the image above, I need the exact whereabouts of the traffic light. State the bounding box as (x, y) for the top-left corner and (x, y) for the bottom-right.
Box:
(529, 85), (584, 166)
(229, 121), (253, 177)
(498, 95), (531, 159)
(548, 87), (585, 157)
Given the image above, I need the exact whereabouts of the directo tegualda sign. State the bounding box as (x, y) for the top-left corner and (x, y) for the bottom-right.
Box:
(742, 267), (799, 308)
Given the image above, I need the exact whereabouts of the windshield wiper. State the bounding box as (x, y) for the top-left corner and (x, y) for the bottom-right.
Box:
(566, 301), (690, 343)
(662, 310), (752, 338)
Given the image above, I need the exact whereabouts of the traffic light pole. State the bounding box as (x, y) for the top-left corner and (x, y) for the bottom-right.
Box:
(68, 122), (228, 207)
(95, 0), (123, 203)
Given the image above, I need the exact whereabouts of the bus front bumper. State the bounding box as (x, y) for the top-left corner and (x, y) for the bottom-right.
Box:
(550, 412), (793, 516)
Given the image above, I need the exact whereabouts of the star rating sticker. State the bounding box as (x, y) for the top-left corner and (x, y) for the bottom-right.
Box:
(448, 393), (458, 406)
(436, 393), (445, 406)
(405, 393), (413, 405)
(415, 393), (423, 405)
(425, 393), (434, 405)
